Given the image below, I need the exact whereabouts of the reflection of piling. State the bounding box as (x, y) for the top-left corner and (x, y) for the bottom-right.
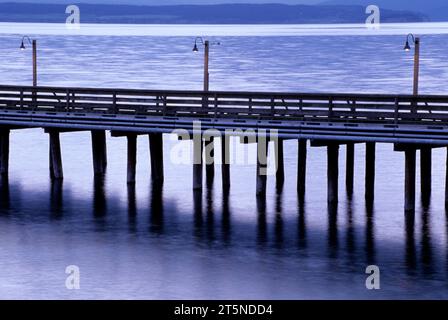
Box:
(405, 210), (416, 272)
(328, 204), (338, 258)
(149, 183), (164, 234)
(365, 203), (375, 265)
(50, 180), (63, 217)
(0, 176), (10, 210)
(222, 187), (231, 244)
(256, 196), (267, 245)
(93, 176), (106, 217)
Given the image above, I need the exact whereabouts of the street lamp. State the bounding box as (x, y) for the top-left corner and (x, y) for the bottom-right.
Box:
(20, 35), (37, 87)
(404, 33), (420, 95)
(193, 37), (220, 92)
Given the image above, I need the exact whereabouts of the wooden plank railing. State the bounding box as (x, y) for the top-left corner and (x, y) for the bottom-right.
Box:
(1, 85), (448, 125)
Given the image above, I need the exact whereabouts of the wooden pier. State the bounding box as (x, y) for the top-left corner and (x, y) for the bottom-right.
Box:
(1, 84), (448, 212)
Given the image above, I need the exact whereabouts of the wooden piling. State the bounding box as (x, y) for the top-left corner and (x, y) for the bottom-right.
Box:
(49, 130), (63, 180)
(91, 130), (107, 176)
(127, 134), (137, 184)
(275, 138), (285, 190)
(297, 139), (307, 200)
(0, 129), (10, 176)
(193, 137), (203, 190)
(405, 148), (416, 212)
(221, 135), (230, 190)
(327, 143), (339, 204)
(256, 137), (268, 196)
(205, 136), (215, 186)
(420, 147), (432, 201)
(149, 133), (164, 183)
(346, 143), (354, 195)
(365, 142), (376, 202)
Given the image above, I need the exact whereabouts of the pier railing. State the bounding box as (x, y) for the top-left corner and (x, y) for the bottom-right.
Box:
(1, 85), (448, 125)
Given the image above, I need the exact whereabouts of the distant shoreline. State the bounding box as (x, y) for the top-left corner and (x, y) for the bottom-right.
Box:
(0, 3), (429, 24)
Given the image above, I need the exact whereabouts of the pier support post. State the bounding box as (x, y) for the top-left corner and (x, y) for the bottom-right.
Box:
(327, 143), (339, 205)
(297, 139), (307, 200)
(193, 137), (203, 190)
(346, 143), (354, 195)
(91, 130), (107, 176)
(0, 129), (10, 176)
(49, 130), (63, 180)
(420, 147), (432, 202)
(365, 142), (376, 202)
(149, 133), (164, 183)
(221, 135), (230, 190)
(405, 148), (417, 212)
(205, 136), (215, 186)
(256, 137), (269, 196)
(127, 134), (137, 184)
(275, 138), (285, 190)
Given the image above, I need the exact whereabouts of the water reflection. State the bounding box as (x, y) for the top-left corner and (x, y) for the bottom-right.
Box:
(405, 211), (417, 273)
(274, 193), (284, 248)
(256, 196), (267, 246)
(0, 176), (9, 211)
(328, 204), (339, 259)
(421, 208), (433, 275)
(205, 187), (215, 242)
(149, 183), (164, 234)
(193, 190), (203, 240)
(365, 203), (376, 265)
(297, 202), (307, 250)
(50, 180), (63, 219)
(0, 175), (445, 298)
(345, 199), (356, 263)
(93, 176), (107, 218)
(221, 189), (231, 245)
(127, 184), (137, 233)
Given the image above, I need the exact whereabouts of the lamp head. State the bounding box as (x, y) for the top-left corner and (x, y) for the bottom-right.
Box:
(193, 43), (199, 52)
(404, 40), (411, 52)
(20, 41), (26, 51)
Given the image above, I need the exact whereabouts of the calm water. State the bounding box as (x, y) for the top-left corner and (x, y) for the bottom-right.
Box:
(0, 26), (448, 299)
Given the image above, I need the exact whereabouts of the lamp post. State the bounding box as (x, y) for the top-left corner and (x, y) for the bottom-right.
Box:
(193, 37), (220, 92)
(20, 36), (37, 87)
(192, 37), (220, 186)
(404, 33), (420, 96)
